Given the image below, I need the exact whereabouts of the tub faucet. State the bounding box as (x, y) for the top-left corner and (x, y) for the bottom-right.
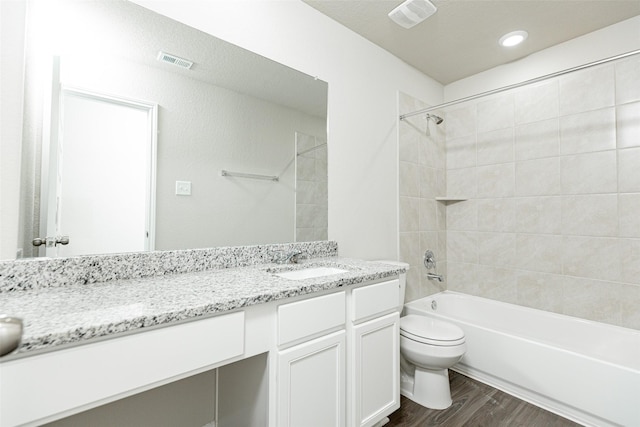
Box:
(426, 272), (444, 282)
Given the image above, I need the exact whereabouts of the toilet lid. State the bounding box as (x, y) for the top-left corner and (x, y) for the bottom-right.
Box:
(400, 315), (465, 346)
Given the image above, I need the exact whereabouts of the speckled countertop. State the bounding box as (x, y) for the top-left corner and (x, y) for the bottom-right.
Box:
(1, 256), (404, 359)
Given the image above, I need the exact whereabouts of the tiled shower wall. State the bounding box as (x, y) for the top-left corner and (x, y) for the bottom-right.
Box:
(444, 54), (640, 330)
(295, 132), (328, 242)
(398, 93), (447, 302)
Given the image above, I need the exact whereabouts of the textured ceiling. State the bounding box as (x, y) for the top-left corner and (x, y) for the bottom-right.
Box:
(303, 0), (640, 84)
(54, 0), (328, 118)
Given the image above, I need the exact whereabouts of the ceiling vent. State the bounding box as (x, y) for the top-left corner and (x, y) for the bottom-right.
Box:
(157, 51), (193, 69)
(388, 0), (437, 29)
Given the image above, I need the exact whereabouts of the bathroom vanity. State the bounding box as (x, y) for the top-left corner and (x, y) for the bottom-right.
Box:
(0, 242), (405, 427)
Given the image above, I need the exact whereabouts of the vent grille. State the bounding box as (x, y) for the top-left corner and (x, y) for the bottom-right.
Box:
(157, 51), (193, 69)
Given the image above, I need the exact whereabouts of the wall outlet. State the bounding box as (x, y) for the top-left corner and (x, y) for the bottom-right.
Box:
(175, 180), (192, 196)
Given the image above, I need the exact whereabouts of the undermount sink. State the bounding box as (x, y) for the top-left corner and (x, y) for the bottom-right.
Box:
(274, 266), (349, 280)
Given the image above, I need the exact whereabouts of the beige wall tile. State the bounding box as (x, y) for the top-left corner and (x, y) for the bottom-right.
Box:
(619, 193), (640, 238)
(561, 277), (622, 325)
(447, 231), (478, 263)
(478, 232), (517, 267)
(477, 93), (514, 133)
(559, 64), (615, 115)
(477, 163), (515, 197)
(515, 118), (559, 161)
(561, 194), (618, 237)
(447, 167), (477, 197)
(404, 267), (424, 303)
(515, 196), (562, 234)
(620, 283), (640, 329)
(620, 238), (640, 285)
(516, 234), (563, 274)
(447, 134), (477, 169)
(477, 127), (514, 166)
(399, 93), (448, 302)
(400, 231), (421, 268)
(474, 265), (519, 303)
(515, 157), (561, 196)
(477, 198), (516, 232)
(615, 55), (640, 104)
(399, 124), (421, 162)
(514, 80), (559, 124)
(559, 107), (616, 155)
(446, 261), (478, 294)
(444, 104), (476, 139)
(618, 147), (640, 192)
(419, 132), (445, 168)
(447, 199), (477, 231)
(516, 271), (565, 313)
(399, 161), (420, 197)
(399, 196), (419, 232)
(561, 150), (617, 194)
(420, 166), (438, 199)
(436, 201), (447, 231)
(562, 236), (621, 282)
(421, 231), (445, 263)
(616, 101), (640, 149)
(420, 199), (438, 231)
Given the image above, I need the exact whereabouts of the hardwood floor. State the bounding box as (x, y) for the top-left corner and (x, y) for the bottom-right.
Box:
(386, 371), (582, 426)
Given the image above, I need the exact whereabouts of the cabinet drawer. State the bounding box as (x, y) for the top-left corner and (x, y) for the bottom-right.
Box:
(278, 291), (346, 346)
(352, 279), (399, 323)
(1, 311), (245, 427)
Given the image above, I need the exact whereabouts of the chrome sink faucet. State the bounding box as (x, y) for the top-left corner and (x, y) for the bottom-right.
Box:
(278, 250), (305, 264)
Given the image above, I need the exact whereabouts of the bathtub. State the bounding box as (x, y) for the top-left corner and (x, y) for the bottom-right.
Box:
(404, 291), (640, 427)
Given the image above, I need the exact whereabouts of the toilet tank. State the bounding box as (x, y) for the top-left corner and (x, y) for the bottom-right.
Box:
(376, 261), (410, 311)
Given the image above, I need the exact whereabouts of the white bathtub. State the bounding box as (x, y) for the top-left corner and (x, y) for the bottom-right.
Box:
(404, 291), (640, 427)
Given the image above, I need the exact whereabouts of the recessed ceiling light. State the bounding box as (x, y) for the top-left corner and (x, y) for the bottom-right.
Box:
(499, 30), (528, 47)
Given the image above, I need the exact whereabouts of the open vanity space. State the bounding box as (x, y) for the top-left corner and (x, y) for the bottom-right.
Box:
(0, 242), (407, 427)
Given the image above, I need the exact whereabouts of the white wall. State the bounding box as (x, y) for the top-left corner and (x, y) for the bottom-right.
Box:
(0, 1), (26, 259)
(445, 15), (640, 100)
(131, 0), (444, 260)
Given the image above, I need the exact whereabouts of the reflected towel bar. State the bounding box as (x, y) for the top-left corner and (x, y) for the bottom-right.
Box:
(220, 170), (279, 182)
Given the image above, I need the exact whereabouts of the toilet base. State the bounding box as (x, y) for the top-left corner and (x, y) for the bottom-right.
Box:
(408, 367), (453, 410)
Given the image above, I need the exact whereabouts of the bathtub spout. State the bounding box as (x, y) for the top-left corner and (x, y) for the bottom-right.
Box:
(426, 273), (444, 282)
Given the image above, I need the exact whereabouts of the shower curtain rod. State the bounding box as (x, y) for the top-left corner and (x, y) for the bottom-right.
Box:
(399, 49), (640, 121)
(297, 142), (327, 157)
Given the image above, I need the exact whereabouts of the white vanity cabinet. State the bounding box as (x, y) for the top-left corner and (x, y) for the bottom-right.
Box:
(275, 278), (402, 427)
(0, 273), (403, 427)
(349, 279), (401, 427)
(276, 291), (347, 427)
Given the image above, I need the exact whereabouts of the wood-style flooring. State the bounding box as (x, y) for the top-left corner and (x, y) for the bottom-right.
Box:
(386, 371), (582, 427)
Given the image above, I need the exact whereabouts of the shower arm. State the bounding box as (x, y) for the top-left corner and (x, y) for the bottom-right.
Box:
(399, 49), (640, 121)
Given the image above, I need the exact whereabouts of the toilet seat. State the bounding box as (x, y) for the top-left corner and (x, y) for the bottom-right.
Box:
(400, 315), (465, 346)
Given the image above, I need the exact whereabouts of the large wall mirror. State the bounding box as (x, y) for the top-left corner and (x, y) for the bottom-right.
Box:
(13, 0), (328, 260)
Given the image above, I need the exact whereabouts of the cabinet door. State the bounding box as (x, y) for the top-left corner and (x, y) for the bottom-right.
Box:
(351, 312), (400, 427)
(277, 330), (346, 427)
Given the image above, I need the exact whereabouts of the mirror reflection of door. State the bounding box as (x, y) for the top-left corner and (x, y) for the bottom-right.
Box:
(40, 79), (157, 257)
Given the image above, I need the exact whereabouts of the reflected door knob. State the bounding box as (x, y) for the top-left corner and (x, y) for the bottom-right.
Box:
(32, 236), (70, 247)
(32, 238), (46, 247)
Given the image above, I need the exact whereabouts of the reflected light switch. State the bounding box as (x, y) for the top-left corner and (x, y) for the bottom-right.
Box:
(175, 181), (192, 196)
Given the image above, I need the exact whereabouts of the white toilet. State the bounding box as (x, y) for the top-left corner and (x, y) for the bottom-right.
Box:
(399, 314), (466, 409)
(377, 261), (466, 410)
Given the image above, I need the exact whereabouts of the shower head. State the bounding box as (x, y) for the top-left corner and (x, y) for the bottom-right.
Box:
(424, 113), (443, 136)
(426, 113), (443, 125)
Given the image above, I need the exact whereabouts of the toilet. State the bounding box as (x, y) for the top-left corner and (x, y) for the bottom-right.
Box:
(377, 260), (466, 410)
(399, 314), (466, 409)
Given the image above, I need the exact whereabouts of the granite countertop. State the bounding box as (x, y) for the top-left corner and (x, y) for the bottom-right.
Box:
(1, 257), (405, 359)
